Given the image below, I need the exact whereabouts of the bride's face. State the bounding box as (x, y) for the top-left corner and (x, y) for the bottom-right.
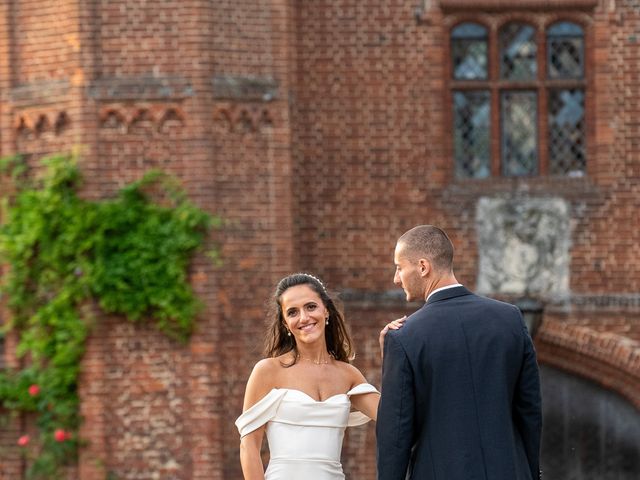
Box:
(280, 284), (329, 346)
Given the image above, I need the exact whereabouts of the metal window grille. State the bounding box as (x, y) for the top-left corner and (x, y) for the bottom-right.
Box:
(548, 89), (586, 176)
(547, 22), (584, 79)
(501, 91), (538, 176)
(453, 90), (491, 178)
(500, 23), (537, 80)
(452, 23), (488, 80)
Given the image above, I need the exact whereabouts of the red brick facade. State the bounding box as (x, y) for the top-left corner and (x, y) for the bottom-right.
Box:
(0, 1), (638, 479)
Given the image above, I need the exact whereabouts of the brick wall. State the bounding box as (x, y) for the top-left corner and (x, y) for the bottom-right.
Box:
(291, 0), (640, 475)
(1, 0), (639, 479)
(1, 0), (294, 478)
(292, 0), (454, 289)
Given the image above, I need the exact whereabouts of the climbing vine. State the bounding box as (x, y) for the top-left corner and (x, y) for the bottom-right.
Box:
(0, 153), (217, 478)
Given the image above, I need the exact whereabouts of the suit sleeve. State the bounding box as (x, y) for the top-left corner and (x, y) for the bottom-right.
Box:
(513, 313), (543, 479)
(376, 332), (415, 480)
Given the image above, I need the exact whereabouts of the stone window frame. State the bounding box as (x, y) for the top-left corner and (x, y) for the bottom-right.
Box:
(444, 11), (595, 180)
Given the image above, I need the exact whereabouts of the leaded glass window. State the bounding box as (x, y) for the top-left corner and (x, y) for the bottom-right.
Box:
(452, 23), (488, 80)
(547, 22), (584, 79)
(502, 91), (538, 176)
(549, 89), (585, 176)
(500, 23), (537, 80)
(453, 91), (491, 178)
(449, 18), (588, 179)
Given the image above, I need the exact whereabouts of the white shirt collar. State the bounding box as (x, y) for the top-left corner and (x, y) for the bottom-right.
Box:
(426, 283), (463, 301)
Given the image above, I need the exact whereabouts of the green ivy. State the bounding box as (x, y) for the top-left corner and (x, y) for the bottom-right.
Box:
(0, 153), (218, 478)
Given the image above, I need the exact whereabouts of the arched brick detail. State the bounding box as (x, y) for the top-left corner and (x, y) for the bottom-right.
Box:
(14, 110), (70, 139)
(212, 103), (275, 132)
(158, 108), (186, 132)
(536, 318), (640, 409)
(98, 104), (186, 133)
(54, 112), (71, 134)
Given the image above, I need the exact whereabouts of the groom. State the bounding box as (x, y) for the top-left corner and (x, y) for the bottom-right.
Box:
(376, 225), (542, 480)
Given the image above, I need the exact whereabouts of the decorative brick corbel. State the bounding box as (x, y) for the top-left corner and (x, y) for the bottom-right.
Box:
(213, 104), (274, 133)
(99, 104), (186, 133)
(14, 109), (71, 139)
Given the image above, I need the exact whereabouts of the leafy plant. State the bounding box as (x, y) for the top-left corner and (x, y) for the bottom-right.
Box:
(0, 153), (217, 478)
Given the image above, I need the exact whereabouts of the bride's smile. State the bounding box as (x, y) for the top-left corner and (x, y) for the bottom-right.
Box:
(281, 285), (329, 344)
(298, 322), (317, 332)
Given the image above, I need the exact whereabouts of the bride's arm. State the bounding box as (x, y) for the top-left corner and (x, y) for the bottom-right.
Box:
(240, 428), (266, 480)
(239, 360), (275, 480)
(350, 391), (380, 421)
(346, 365), (381, 421)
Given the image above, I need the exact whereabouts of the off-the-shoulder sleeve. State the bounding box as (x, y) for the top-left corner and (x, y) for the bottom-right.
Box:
(346, 383), (380, 427)
(235, 389), (286, 438)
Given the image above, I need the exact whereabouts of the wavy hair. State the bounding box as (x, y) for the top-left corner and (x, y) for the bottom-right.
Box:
(264, 273), (354, 366)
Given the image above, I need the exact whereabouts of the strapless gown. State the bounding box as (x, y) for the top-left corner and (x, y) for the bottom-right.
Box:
(235, 383), (378, 479)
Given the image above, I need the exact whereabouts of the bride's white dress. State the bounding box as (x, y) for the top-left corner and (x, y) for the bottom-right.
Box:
(235, 383), (378, 479)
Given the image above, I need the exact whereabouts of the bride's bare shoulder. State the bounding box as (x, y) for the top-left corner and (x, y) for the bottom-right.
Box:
(252, 357), (280, 373)
(335, 361), (368, 387)
(243, 357), (289, 408)
(249, 354), (294, 380)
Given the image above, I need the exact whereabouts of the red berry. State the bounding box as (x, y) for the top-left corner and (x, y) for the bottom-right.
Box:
(17, 435), (29, 446)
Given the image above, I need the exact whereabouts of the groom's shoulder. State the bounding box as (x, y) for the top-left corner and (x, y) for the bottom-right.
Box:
(412, 298), (452, 320)
(470, 293), (522, 316)
(394, 307), (433, 336)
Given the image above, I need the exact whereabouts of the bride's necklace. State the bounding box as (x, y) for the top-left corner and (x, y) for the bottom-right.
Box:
(296, 353), (330, 365)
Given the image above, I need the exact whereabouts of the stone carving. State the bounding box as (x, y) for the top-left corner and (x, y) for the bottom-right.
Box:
(10, 80), (71, 107)
(476, 197), (570, 299)
(212, 75), (278, 102)
(89, 76), (193, 101)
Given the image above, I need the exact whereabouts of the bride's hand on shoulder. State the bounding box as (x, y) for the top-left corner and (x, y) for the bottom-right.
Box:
(379, 316), (407, 360)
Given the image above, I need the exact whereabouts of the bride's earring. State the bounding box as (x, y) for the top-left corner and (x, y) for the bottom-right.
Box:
(325, 316), (329, 325)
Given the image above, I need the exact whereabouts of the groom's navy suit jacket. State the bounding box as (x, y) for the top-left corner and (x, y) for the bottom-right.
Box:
(376, 286), (542, 480)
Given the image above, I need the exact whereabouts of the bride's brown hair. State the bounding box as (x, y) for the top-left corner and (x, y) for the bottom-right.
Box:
(264, 273), (354, 366)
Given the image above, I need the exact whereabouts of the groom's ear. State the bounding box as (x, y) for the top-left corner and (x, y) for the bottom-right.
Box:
(418, 258), (431, 277)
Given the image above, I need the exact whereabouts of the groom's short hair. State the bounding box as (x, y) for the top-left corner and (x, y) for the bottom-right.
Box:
(398, 225), (454, 272)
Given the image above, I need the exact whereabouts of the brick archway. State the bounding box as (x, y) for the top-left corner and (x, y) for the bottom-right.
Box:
(535, 304), (640, 410)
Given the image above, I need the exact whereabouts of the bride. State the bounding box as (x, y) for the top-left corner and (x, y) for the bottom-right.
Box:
(235, 273), (403, 479)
